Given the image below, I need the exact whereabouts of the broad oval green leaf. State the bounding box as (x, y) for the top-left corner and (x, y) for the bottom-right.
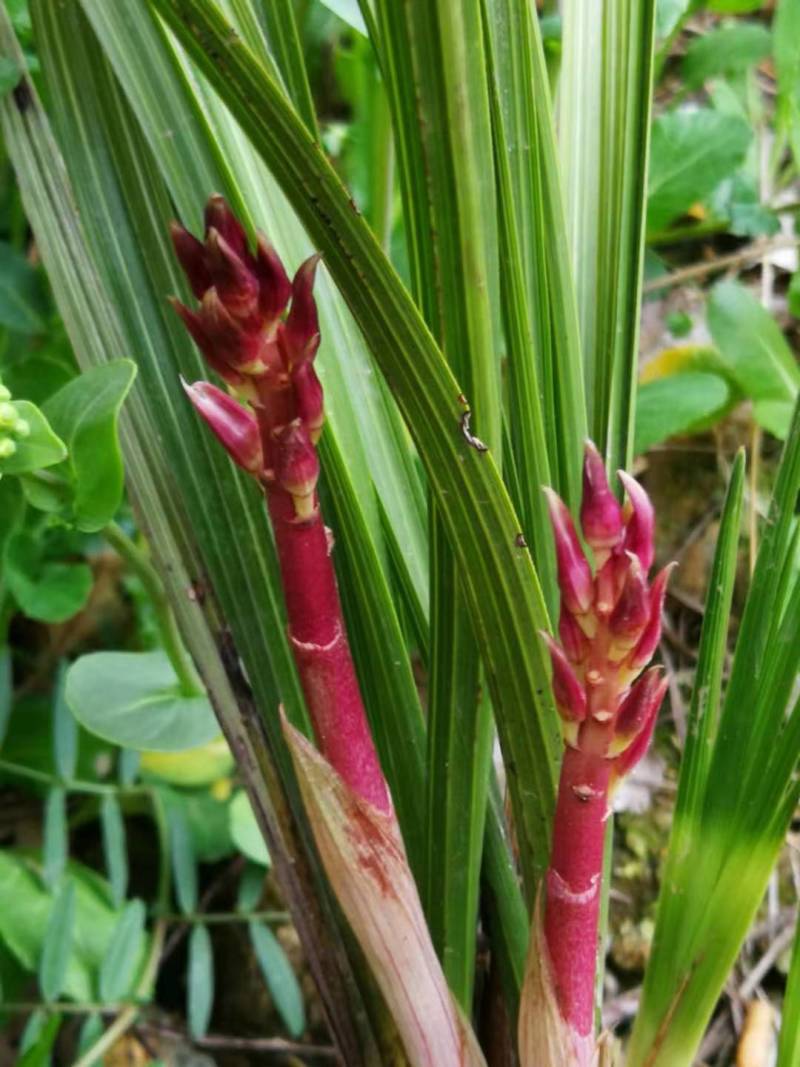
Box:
(228, 789), (270, 867)
(42, 360), (136, 530)
(38, 879), (75, 1001)
(648, 109), (752, 232)
(634, 372), (731, 454)
(168, 803), (198, 915)
(682, 23), (771, 89)
(187, 923), (214, 1040)
(65, 650), (219, 752)
(5, 529), (93, 623)
(0, 400), (66, 476)
(708, 279), (800, 437)
(249, 920), (305, 1037)
(99, 898), (145, 1002)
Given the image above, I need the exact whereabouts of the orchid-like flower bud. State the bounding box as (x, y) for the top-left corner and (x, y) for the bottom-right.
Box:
(559, 608), (589, 666)
(609, 668), (667, 755)
(544, 488), (593, 617)
(628, 562), (676, 672)
(541, 632), (587, 726)
(281, 255), (322, 367)
(182, 379), (264, 475)
(580, 442), (623, 561)
(275, 419), (320, 520)
(618, 470), (655, 573)
(608, 554), (650, 649)
(255, 235), (292, 322)
(292, 362), (325, 443)
(204, 194), (249, 259)
(205, 228), (259, 318)
(0, 436), (16, 458)
(169, 222), (212, 299)
(611, 672), (668, 779)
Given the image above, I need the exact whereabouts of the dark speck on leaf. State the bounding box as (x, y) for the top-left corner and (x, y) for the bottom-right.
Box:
(13, 78), (32, 113)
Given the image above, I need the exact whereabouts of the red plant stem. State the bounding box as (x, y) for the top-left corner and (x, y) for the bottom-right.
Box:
(543, 745), (611, 1037)
(265, 485), (392, 815)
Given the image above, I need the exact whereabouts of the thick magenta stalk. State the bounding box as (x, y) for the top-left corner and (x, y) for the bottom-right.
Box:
(543, 747), (611, 1036)
(171, 197), (391, 815)
(266, 485), (390, 813)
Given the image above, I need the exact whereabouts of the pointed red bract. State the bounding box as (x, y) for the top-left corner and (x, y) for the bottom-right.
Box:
(206, 228), (259, 318)
(618, 470), (655, 573)
(559, 609), (589, 666)
(614, 667), (666, 742)
(255, 234), (293, 322)
(580, 442), (622, 556)
(544, 488), (593, 617)
(629, 562), (675, 670)
(275, 420), (320, 519)
(613, 675), (667, 779)
(608, 554), (650, 642)
(541, 632), (587, 723)
(182, 379), (263, 474)
(282, 254), (322, 367)
(170, 222), (212, 299)
(204, 193), (249, 261)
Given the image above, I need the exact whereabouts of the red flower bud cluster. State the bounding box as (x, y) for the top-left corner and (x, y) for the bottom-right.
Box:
(171, 195), (323, 518)
(543, 442), (672, 781)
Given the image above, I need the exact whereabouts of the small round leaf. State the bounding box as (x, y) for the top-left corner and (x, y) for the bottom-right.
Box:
(65, 651), (218, 752)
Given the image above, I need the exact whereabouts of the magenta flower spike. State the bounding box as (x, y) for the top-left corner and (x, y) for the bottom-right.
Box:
(170, 196), (390, 817)
(524, 447), (674, 1067)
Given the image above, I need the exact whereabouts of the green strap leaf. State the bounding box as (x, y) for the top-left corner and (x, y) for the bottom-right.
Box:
(187, 923), (214, 1040)
(778, 915), (800, 1067)
(100, 792), (129, 907)
(42, 786), (67, 889)
(51, 661), (77, 781)
(168, 804), (198, 915)
(559, 0), (656, 472)
(99, 898), (146, 1002)
(38, 879), (75, 1001)
(249, 920), (305, 1037)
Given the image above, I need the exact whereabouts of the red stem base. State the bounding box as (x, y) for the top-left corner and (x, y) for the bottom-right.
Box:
(266, 486), (391, 814)
(543, 746), (611, 1036)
